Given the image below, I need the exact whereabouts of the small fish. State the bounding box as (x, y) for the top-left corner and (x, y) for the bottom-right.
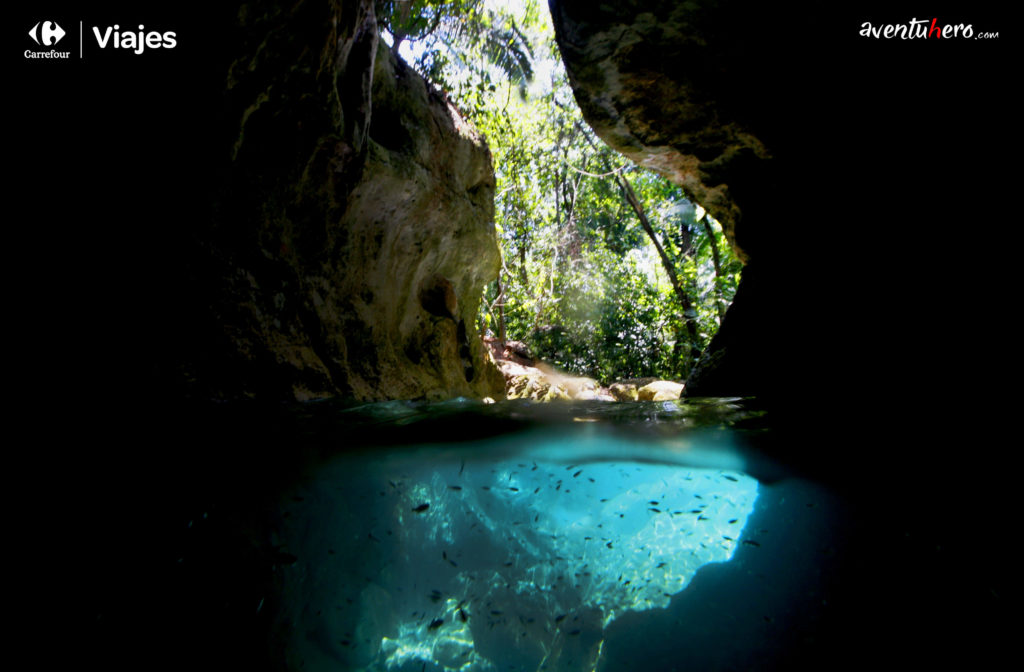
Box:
(649, 500), (659, 505)
(491, 610), (503, 615)
(728, 518), (738, 524)
(448, 485), (462, 491)
(412, 503), (430, 513)
(428, 618), (444, 630)
(723, 474), (738, 482)
(555, 614), (567, 622)
(697, 515), (708, 521)
(606, 542), (613, 549)
(509, 487), (519, 492)
(573, 470), (582, 478)
(649, 507), (661, 513)
(569, 629), (581, 636)
(743, 539), (761, 547)
(534, 487), (541, 494)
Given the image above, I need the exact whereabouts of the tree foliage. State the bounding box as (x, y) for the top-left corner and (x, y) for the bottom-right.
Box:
(380, 0), (742, 383)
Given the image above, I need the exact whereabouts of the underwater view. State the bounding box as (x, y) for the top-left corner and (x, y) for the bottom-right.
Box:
(123, 398), (855, 672)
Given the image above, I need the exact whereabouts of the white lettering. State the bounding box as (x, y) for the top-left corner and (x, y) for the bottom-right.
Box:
(120, 31), (137, 52)
(91, 24), (177, 52)
(93, 26), (113, 47)
(24, 49), (71, 59)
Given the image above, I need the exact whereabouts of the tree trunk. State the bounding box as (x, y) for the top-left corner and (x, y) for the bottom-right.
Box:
(495, 275), (507, 342)
(572, 120), (703, 370)
(614, 173), (702, 365)
(701, 217), (727, 322)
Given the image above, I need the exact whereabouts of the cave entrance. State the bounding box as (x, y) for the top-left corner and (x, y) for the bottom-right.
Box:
(382, 0), (741, 397)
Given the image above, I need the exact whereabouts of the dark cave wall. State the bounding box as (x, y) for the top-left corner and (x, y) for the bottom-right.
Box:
(180, 0), (505, 401)
(547, 0), (803, 396)
(547, 0), (1011, 399)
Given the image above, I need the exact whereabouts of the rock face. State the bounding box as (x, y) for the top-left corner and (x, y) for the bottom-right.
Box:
(547, 0), (800, 397)
(180, 0), (504, 400)
(547, 0), (786, 265)
(485, 336), (609, 401)
(548, 1), (1011, 403)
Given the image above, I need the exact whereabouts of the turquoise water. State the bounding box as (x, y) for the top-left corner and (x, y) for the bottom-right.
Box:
(226, 398), (840, 672)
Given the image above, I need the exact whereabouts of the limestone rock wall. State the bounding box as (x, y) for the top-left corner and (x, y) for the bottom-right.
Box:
(183, 0), (504, 401)
(547, 0), (791, 264)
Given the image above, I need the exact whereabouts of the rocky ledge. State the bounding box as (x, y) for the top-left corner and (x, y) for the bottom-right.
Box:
(485, 337), (684, 402)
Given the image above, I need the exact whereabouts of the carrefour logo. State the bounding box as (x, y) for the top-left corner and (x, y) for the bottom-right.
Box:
(25, 20), (70, 59)
(24, 19), (178, 61)
(28, 20), (66, 46)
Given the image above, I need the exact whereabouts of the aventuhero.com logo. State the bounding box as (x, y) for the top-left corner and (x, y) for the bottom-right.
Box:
(24, 20), (177, 60)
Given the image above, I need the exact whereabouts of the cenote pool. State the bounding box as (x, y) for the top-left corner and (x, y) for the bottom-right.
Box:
(145, 398), (842, 671)
(78, 396), (1009, 672)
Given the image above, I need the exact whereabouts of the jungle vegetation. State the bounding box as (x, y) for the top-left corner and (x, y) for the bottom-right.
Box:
(379, 0), (742, 382)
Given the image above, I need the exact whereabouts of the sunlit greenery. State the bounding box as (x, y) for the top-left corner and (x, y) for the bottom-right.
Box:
(382, 0), (741, 382)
